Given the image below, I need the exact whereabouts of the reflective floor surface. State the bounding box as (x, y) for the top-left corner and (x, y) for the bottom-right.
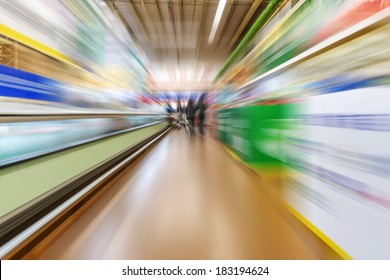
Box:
(34, 129), (340, 259)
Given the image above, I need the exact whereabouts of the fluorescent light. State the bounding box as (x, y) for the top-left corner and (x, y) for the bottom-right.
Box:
(208, 0), (228, 44)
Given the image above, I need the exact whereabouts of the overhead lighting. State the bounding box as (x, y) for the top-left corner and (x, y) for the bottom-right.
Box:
(208, 0), (228, 45)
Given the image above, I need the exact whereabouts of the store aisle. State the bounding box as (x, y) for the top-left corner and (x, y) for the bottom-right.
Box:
(36, 129), (338, 259)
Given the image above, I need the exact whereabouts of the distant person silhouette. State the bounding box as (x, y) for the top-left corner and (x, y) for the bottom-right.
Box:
(186, 98), (196, 135)
(196, 93), (207, 136)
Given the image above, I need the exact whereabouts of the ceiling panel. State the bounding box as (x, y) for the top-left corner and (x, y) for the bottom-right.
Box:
(105, 0), (265, 91)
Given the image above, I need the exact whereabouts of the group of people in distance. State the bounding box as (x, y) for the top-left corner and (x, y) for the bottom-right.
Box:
(166, 93), (208, 136)
(185, 94), (207, 136)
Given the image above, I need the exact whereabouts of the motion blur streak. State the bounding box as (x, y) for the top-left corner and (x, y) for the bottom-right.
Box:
(0, 0), (156, 111)
(1, 0), (390, 260)
(214, 0), (390, 259)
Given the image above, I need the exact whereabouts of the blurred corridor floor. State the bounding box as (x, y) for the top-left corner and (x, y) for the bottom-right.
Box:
(36, 129), (339, 259)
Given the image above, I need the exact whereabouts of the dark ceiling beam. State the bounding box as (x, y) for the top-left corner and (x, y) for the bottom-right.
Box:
(154, 1), (169, 57)
(128, 0), (153, 42)
(195, 0), (208, 57)
(228, 0), (263, 50)
(140, 0), (163, 57)
(154, 1), (168, 42)
(168, 0), (180, 75)
(191, 0), (197, 32)
(179, 0), (184, 60)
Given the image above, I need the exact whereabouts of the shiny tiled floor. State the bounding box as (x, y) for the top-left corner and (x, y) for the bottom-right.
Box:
(36, 129), (338, 259)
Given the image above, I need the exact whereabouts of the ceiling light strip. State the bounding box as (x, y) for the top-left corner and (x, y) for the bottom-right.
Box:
(208, 0), (228, 44)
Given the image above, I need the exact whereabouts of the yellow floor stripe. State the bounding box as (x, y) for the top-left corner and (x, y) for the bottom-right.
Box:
(284, 202), (353, 260)
(0, 24), (79, 68)
(222, 144), (351, 259)
(222, 145), (255, 172)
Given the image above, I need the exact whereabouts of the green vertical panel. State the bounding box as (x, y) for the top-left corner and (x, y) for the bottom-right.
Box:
(216, 109), (235, 145)
(240, 105), (282, 165)
(218, 103), (299, 168)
